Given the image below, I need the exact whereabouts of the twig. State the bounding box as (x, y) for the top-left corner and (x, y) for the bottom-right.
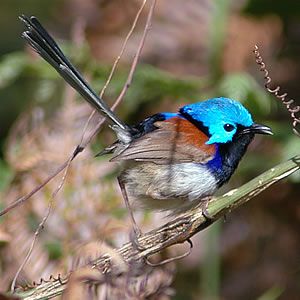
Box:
(10, 200), (53, 293)
(10, 148), (74, 292)
(78, 0), (156, 148)
(78, 0), (148, 147)
(0, 158), (72, 217)
(100, 0), (147, 100)
(15, 155), (300, 300)
(113, 0), (156, 108)
(6, 2), (154, 288)
(253, 45), (300, 137)
(0, 0), (151, 217)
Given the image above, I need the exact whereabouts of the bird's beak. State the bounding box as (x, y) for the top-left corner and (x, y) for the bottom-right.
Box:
(242, 123), (273, 135)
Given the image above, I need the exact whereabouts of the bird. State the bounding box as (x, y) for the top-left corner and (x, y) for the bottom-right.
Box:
(20, 16), (273, 233)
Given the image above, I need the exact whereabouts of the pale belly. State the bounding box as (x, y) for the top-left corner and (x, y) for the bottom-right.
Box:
(122, 162), (217, 213)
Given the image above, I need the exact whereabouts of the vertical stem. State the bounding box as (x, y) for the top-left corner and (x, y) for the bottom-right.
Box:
(209, 0), (231, 80)
(200, 1), (231, 296)
(201, 220), (221, 300)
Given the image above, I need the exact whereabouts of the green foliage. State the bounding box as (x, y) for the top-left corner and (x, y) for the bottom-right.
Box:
(257, 285), (285, 300)
(0, 159), (13, 192)
(115, 65), (203, 113)
(201, 222), (221, 300)
(0, 53), (28, 88)
(0, 52), (59, 87)
(244, 0), (300, 17)
(209, 0), (230, 79)
(281, 135), (300, 182)
(26, 212), (42, 232)
(217, 72), (273, 115)
(45, 241), (63, 260)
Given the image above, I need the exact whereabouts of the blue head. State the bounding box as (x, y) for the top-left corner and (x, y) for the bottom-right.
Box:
(180, 97), (271, 144)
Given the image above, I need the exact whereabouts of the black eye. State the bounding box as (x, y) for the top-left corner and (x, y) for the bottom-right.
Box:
(224, 123), (235, 132)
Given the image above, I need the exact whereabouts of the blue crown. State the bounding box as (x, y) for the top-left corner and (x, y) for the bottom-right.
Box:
(180, 97), (254, 144)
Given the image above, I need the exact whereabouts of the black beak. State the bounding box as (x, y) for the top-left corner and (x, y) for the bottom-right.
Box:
(241, 123), (273, 135)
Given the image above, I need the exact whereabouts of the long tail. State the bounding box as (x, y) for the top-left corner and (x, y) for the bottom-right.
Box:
(20, 15), (129, 131)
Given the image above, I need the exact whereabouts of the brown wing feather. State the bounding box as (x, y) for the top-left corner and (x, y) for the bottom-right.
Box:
(111, 117), (216, 164)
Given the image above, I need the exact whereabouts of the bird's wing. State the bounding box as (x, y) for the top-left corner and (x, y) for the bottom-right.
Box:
(111, 117), (216, 164)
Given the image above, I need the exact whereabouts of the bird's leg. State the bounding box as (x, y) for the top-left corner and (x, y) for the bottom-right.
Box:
(117, 177), (143, 246)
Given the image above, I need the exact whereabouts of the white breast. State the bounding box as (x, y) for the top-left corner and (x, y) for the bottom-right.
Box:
(123, 162), (217, 213)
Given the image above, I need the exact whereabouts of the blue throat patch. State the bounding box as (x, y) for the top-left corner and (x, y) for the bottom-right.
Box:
(206, 145), (222, 171)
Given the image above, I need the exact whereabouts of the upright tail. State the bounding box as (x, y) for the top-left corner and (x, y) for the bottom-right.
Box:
(20, 15), (129, 132)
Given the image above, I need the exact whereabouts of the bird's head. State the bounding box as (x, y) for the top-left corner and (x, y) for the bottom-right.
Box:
(180, 97), (272, 145)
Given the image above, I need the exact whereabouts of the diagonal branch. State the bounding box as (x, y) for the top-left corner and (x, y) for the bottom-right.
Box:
(15, 155), (300, 300)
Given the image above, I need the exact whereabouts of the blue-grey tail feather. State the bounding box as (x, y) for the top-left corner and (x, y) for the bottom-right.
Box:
(20, 15), (128, 131)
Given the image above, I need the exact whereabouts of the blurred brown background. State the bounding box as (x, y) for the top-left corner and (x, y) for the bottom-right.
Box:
(0, 0), (300, 299)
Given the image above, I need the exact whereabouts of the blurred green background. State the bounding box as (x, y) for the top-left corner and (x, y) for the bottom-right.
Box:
(0, 0), (300, 299)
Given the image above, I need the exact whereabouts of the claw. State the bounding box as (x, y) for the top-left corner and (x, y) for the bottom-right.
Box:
(145, 239), (193, 267)
(200, 196), (214, 221)
(129, 228), (146, 251)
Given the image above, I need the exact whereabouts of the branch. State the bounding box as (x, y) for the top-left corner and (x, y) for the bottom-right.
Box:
(0, 0), (152, 218)
(15, 155), (300, 300)
(253, 45), (300, 137)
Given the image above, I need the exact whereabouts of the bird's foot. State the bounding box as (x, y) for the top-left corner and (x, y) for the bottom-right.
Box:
(129, 226), (146, 252)
(200, 196), (214, 221)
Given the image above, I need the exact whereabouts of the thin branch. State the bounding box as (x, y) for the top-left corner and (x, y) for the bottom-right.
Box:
(78, 0), (148, 147)
(11, 200), (53, 293)
(0, 0), (152, 217)
(0, 158), (72, 217)
(78, 0), (156, 148)
(10, 145), (75, 292)
(5, 2), (157, 291)
(253, 45), (300, 137)
(5, 2), (155, 290)
(15, 155), (300, 300)
(10, 19), (92, 288)
(113, 0), (156, 108)
(100, 0), (147, 100)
